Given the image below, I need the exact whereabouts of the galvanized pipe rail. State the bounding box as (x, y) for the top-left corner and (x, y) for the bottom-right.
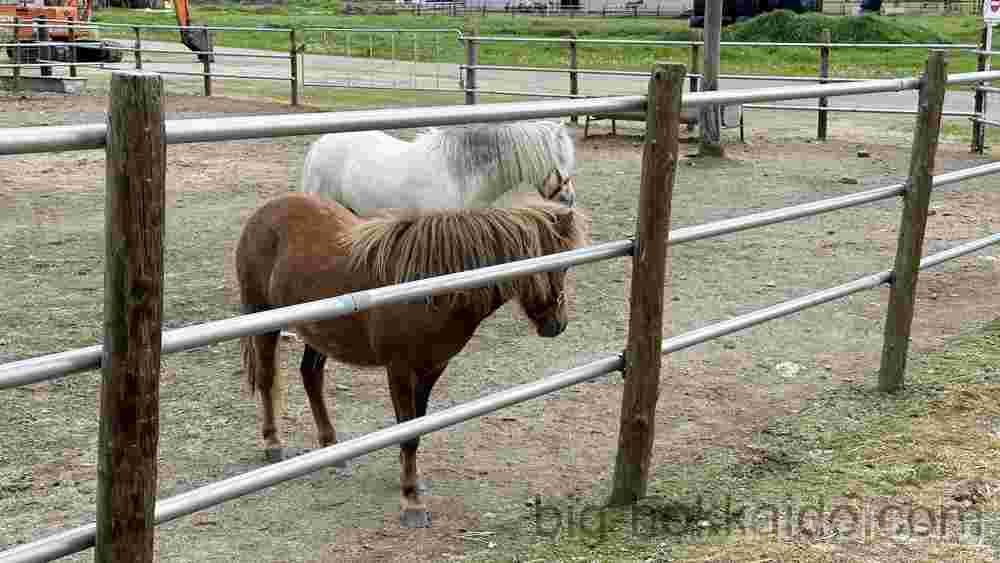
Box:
(745, 104), (978, 117)
(5, 158), (1000, 390)
(0, 240), (634, 388)
(9, 71), (1000, 156)
(2, 231), (998, 563)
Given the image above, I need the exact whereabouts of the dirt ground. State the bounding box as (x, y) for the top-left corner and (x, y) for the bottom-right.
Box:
(1, 92), (999, 562)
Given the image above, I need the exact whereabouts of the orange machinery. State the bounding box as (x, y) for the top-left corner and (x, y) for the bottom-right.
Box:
(1, 0), (124, 62)
(1, 0), (212, 63)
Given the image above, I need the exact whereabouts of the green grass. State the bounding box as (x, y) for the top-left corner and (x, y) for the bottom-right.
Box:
(462, 319), (1000, 562)
(89, 7), (987, 79)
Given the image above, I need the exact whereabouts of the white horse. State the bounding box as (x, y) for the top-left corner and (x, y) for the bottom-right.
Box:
(299, 120), (577, 217)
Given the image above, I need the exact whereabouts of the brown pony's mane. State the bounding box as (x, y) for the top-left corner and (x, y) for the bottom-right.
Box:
(346, 198), (589, 311)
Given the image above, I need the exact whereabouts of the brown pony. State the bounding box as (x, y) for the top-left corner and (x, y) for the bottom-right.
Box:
(235, 193), (588, 528)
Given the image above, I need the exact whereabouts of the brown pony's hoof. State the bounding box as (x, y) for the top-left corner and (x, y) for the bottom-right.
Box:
(400, 508), (432, 528)
(265, 447), (311, 463)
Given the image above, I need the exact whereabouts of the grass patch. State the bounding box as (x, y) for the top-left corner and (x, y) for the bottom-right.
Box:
(465, 319), (1000, 561)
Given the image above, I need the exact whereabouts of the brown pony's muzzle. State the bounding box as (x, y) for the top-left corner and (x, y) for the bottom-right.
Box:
(538, 317), (566, 338)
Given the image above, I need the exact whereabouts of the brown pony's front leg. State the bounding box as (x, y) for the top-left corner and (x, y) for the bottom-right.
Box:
(387, 362), (446, 528)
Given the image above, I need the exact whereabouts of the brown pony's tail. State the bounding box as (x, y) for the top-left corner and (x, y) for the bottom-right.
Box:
(240, 334), (258, 397)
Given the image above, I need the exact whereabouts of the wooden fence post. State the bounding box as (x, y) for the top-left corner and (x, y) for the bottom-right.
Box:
(12, 18), (20, 92)
(608, 62), (684, 506)
(817, 29), (831, 141)
(203, 52), (212, 97)
(972, 25), (988, 154)
(68, 22), (78, 78)
(688, 30), (701, 95)
(569, 32), (579, 123)
(688, 29), (701, 133)
(134, 26), (143, 70)
(35, 16), (52, 77)
(96, 70), (166, 563)
(877, 51), (947, 393)
(464, 34), (478, 105)
(289, 29), (299, 106)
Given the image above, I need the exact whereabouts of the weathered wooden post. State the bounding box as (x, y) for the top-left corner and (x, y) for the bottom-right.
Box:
(464, 31), (478, 105)
(12, 18), (21, 92)
(134, 26), (143, 70)
(202, 45), (212, 97)
(289, 29), (299, 106)
(699, 0), (723, 157)
(608, 62), (684, 506)
(569, 32), (579, 123)
(96, 70), (166, 563)
(35, 16), (52, 77)
(688, 30), (701, 95)
(877, 51), (947, 393)
(972, 25), (988, 154)
(817, 29), (831, 141)
(68, 22), (78, 78)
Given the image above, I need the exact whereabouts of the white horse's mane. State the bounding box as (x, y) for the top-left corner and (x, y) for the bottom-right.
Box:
(414, 120), (576, 204)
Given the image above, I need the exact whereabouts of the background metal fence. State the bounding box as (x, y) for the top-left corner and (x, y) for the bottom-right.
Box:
(0, 54), (999, 563)
(3, 21), (998, 149)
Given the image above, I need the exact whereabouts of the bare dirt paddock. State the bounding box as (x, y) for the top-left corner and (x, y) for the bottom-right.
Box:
(1, 92), (999, 562)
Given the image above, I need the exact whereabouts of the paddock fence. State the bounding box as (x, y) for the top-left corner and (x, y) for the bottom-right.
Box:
(2, 56), (1000, 562)
(3, 20), (999, 149)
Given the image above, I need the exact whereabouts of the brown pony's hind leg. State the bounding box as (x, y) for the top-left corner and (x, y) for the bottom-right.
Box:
(300, 344), (346, 468)
(387, 362), (446, 528)
(242, 330), (284, 462)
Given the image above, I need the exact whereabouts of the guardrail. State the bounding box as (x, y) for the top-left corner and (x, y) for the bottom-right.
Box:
(1, 54), (999, 563)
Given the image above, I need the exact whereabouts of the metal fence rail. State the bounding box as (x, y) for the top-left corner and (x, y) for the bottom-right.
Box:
(6, 71), (1000, 156)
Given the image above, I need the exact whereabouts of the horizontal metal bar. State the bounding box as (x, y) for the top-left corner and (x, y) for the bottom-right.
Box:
(971, 117), (1000, 128)
(0, 41), (105, 48)
(0, 62), (103, 69)
(0, 240), (633, 389)
(919, 233), (1000, 269)
(6, 70), (1000, 155)
(663, 271), (892, 353)
(667, 160), (1000, 246)
(665, 230), (1000, 353)
(744, 104), (978, 117)
(462, 64), (652, 77)
(461, 34), (976, 50)
(467, 88), (586, 99)
(99, 46), (291, 59)
(95, 67), (291, 81)
(717, 74), (864, 83)
(0, 20), (289, 33)
(0, 354), (624, 563)
(668, 185), (905, 245)
(301, 27), (460, 33)
(946, 70), (1000, 84)
(304, 81), (464, 94)
(683, 77), (919, 108)
(977, 85), (1000, 94)
(0, 96), (645, 154)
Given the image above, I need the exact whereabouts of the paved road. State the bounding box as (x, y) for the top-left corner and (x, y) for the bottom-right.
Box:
(111, 40), (995, 120)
